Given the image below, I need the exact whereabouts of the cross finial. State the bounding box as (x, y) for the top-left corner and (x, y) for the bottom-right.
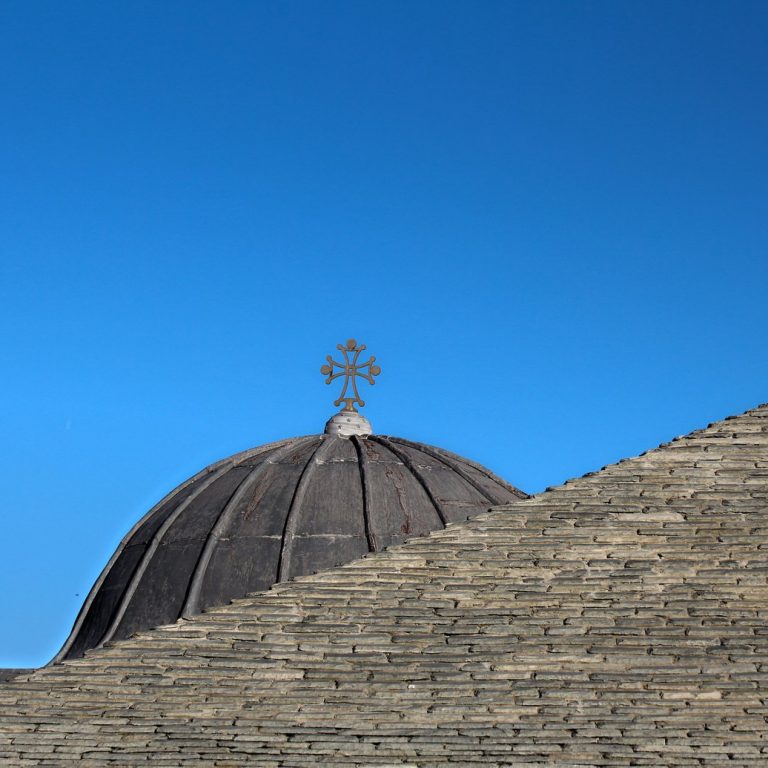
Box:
(320, 339), (381, 413)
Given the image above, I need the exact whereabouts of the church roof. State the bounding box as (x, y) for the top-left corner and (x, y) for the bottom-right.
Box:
(56, 433), (523, 662)
(1, 403), (767, 765)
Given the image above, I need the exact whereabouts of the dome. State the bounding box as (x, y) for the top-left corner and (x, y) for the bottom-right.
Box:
(55, 433), (525, 662)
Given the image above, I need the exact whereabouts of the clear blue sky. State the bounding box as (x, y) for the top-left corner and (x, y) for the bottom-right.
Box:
(1, 1), (766, 667)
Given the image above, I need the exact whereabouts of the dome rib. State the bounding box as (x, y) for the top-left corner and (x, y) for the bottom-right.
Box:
(99, 462), (235, 648)
(388, 436), (526, 504)
(387, 437), (499, 504)
(52, 437), (301, 663)
(276, 437), (333, 583)
(370, 436), (448, 527)
(350, 435), (376, 551)
(182, 437), (314, 618)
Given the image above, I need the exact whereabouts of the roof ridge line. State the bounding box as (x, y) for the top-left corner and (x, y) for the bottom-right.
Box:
(535, 401), (768, 495)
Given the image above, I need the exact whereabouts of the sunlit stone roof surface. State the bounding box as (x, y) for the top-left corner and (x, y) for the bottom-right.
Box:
(1, 404), (767, 765)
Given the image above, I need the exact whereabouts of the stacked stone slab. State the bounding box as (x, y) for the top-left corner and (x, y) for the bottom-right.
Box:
(1, 404), (767, 766)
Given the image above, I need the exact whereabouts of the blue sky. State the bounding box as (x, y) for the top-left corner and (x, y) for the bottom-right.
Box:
(1, 1), (766, 667)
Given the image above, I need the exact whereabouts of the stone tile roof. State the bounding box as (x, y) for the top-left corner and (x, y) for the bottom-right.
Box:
(0, 672), (31, 685)
(1, 404), (767, 766)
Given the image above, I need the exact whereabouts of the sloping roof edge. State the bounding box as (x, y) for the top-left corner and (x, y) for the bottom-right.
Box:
(2, 402), (767, 765)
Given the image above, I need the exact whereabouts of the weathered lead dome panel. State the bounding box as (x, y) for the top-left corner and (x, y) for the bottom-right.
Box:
(56, 434), (525, 662)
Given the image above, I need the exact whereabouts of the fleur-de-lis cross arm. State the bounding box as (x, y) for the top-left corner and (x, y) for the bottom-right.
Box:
(320, 339), (381, 412)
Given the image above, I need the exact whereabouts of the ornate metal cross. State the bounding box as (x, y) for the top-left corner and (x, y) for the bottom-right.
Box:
(320, 339), (381, 412)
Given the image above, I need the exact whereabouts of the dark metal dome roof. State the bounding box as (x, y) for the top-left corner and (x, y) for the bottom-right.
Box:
(55, 434), (525, 662)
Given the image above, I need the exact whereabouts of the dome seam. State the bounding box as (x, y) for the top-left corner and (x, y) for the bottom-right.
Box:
(182, 437), (317, 618)
(97, 463), (235, 651)
(351, 435), (376, 552)
(370, 436), (448, 528)
(276, 437), (329, 584)
(386, 437), (499, 505)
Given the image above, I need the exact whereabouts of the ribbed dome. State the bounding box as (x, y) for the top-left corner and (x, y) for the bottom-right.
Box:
(56, 434), (525, 662)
